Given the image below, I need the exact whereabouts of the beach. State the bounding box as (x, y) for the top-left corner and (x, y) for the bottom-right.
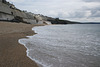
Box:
(0, 21), (40, 67)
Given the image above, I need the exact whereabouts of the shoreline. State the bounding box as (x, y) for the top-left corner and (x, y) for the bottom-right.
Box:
(0, 21), (44, 67)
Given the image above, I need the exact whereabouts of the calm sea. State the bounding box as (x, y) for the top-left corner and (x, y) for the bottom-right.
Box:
(19, 24), (100, 67)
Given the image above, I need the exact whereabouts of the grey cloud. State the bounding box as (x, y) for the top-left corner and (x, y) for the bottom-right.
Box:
(84, 6), (100, 17)
(52, 6), (100, 20)
(91, 11), (100, 17)
(55, 11), (88, 19)
(91, 9), (100, 17)
(83, 0), (100, 2)
(69, 11), (86, 18)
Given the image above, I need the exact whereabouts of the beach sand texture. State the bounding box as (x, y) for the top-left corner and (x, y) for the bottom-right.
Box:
(0, 21), (39, 67)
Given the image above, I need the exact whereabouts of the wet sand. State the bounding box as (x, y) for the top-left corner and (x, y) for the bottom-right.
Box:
(0, 21), (42, 67)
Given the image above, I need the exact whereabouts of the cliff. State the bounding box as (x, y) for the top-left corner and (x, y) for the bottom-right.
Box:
(0, 0), (79, 24)
(0, 0), (51, 24)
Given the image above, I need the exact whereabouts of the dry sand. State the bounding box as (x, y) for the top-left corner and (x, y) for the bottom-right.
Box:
(0, 21), (42, 67)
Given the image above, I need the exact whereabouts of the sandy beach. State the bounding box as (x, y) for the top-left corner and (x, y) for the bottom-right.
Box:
(0, 21), (41, 67)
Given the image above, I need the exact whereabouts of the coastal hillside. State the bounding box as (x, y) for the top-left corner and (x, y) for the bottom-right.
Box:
(0, 0), (79, 24)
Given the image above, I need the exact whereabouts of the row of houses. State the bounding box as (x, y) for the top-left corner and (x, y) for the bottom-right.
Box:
(0, 0), (51, 24)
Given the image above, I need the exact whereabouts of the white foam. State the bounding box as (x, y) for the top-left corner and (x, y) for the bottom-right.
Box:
(19, 39), (50, 67)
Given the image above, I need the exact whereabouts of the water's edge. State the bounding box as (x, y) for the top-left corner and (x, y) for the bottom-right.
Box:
(18, 26), (45, 67)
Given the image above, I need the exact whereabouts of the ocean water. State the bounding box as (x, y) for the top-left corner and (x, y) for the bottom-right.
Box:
(19, 24), (100, 67)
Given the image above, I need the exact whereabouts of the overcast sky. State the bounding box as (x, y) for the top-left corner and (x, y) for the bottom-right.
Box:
(7, 0), (100, 22)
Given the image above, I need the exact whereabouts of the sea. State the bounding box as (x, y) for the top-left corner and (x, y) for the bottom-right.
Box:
(19, 24), (100, 67)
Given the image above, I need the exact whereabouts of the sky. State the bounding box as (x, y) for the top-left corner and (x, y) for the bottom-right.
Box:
(7, 0), (100, 22)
